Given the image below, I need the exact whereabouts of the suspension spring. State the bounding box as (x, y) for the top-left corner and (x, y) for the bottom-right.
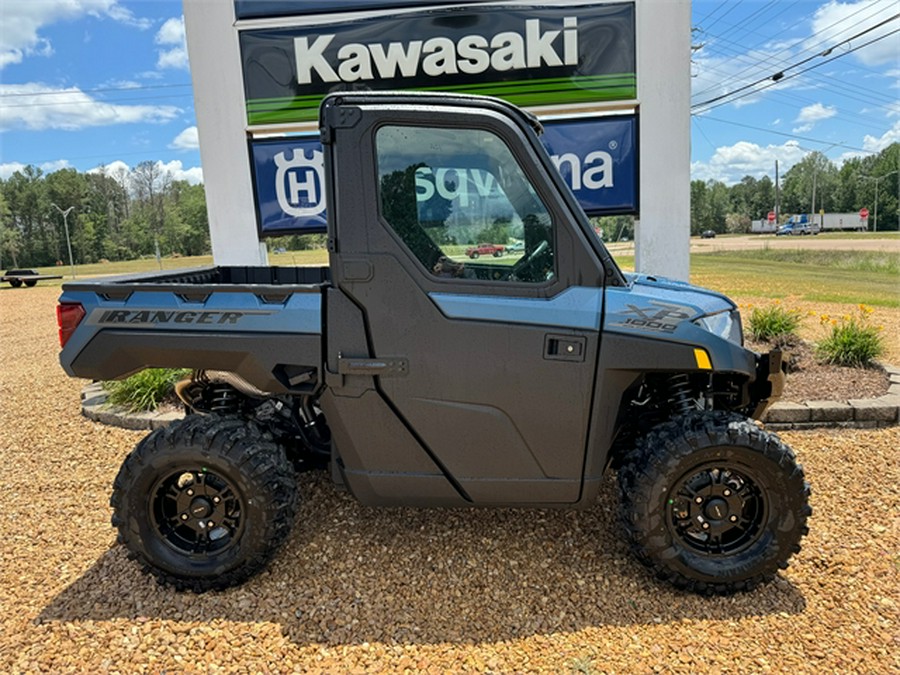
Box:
(666, 374), (696, 416)
(209, 383), (241, 415)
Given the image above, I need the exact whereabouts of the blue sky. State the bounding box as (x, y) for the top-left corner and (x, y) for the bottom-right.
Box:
(0, 0), (897, 186)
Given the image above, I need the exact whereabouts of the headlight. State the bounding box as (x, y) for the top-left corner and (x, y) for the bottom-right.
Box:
(695, 310), (743, 345)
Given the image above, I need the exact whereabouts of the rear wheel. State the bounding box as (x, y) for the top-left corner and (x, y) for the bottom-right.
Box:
(24, 279), (37, 287)
(618, 412), (811, 594)
(111, 415), (297, 592)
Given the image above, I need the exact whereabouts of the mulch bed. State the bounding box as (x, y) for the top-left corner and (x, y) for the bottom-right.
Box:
(749, 338), (890, 403)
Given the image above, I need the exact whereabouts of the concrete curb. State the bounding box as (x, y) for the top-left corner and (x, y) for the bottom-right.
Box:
(82, 363), (900, 432)
(81, 382), (184, 431)
(762, 362), (900, 430)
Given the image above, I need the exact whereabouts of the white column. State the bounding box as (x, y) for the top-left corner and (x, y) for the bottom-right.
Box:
(634, 0), (691, 281)
(183, 0), (268, 266)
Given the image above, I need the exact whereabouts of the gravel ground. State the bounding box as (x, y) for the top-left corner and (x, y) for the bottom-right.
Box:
(1, 286), (898, 674)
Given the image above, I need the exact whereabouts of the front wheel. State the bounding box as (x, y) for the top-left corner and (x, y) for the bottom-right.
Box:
(618, 412), (810, 594)
(111, 415), (298, 592)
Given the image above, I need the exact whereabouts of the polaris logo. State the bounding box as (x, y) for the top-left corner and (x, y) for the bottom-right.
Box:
(295, 17), (579, 85)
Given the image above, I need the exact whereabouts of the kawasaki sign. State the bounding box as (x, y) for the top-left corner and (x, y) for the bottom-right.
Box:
(240, 3), (635, 125)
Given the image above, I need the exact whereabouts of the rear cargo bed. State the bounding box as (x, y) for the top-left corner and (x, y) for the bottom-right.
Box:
(58, 266), (329, 395)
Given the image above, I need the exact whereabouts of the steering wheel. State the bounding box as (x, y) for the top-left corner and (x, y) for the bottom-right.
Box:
(509, 240), (550, 282)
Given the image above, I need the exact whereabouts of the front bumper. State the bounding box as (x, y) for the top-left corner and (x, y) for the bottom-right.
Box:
(749, 349), (787, 420)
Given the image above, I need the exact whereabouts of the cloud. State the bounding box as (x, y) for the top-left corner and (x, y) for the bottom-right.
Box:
(155, 16), (188, 70)
(0, 83), (180, 131)
(169, 126), (199, 150)
(796, 102), (837, 124)
(809, 0), (900, 67)
(691, 139), (808, 185)
(89, 159), (203, 186)
(0, 159), (71, 180)
(0, 1), (150, 69)
(861, 120), (900, 153)
(159, 159), (203, 184)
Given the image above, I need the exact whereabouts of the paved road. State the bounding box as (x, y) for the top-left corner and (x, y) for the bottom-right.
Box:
(606, 234), (900, 255)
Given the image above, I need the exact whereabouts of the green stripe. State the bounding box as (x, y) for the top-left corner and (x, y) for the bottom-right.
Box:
(245, 73), (636, 106)
(246, 73), (636, 125)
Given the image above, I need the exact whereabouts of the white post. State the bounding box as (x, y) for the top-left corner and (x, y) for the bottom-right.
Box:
(183, 0), (268, 266)
(634, 0), (691, 281)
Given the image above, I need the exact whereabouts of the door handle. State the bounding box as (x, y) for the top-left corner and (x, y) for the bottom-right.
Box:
(544, 335), (586, 362)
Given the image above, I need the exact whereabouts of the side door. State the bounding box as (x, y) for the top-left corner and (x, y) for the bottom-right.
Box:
(325, 97), (607, 504)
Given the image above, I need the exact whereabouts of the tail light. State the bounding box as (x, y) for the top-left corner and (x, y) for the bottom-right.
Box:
(56, 302), (85, 348)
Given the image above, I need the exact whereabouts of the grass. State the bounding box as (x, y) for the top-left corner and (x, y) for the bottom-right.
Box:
(6, 238), (898, 308)
(104, 368), (190, 412)
(702, 248), (899, 274)
(689, 254), (899, 308)
(747, 303), (803, 343)
(816, 307), (886, 367)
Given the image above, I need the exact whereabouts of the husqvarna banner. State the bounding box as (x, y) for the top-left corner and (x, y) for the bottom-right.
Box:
(251, 114), (637, 234)
(239, 2), (636, 126)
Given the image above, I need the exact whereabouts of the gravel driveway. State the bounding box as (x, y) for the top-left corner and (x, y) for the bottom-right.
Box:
(1, 287), (897, 673)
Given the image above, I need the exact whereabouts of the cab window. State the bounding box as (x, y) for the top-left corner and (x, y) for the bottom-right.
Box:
(376, 125), (554, 284)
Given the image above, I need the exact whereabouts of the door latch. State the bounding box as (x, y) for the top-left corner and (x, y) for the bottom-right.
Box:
(544, 335), (586, 362)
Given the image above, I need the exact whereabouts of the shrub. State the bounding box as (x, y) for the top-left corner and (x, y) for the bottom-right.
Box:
(816, 305), (885, 368)
(747, 302), (802, 344)
(104, 368), (190, 412)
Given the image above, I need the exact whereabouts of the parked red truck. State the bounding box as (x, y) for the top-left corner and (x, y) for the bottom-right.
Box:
(465, 243), (505, 258)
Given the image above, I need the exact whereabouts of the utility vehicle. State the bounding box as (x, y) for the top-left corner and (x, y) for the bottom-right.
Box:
(57, 93), (809, 594)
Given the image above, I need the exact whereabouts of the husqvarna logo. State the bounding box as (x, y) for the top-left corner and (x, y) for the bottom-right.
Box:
(274, 148), (325, 217)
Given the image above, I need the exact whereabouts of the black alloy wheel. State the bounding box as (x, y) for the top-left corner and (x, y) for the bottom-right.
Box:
(111, 415), (297, 592)
(618, 411), (811, 594)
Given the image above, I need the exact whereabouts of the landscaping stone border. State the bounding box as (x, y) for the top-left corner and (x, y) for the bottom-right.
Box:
(762, 362), (900, 430)
(80, 382), (184, 431)
(82, 363), (900, 432)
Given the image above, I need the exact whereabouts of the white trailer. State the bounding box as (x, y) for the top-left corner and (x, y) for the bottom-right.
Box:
(814, 212), (868, 232)
(751, 220), (778, 234)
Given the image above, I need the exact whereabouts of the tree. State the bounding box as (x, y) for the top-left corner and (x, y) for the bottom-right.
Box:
(0, 191), (23, 268)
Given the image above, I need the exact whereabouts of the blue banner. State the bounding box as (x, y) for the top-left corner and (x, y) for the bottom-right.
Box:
(251, 115), (638, 235)
(541, 115), (637, 215)
(250, 137), (327, 235)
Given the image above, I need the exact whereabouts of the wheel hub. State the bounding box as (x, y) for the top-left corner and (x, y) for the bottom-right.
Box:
(669, 465), (766, 555)
(152, 469), (244, 554)
(189, 497), (213, 519)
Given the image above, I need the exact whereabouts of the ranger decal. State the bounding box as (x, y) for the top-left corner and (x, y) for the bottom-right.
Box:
(96, 310), (272, 326)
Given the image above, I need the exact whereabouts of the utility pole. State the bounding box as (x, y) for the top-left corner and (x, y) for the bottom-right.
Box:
(775, 160), (780, 223)
(860, 171), (898, 233)
(50, 203), (76, 279)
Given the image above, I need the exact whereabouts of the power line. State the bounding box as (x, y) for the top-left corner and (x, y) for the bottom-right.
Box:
(691, 15), (900, 111)
(0, 82), (193, 99)
(0, 93), (194, 110)
(694, 39), (899, 108)
(693, 0), (894, 99)
(693, 114), (874, 155)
